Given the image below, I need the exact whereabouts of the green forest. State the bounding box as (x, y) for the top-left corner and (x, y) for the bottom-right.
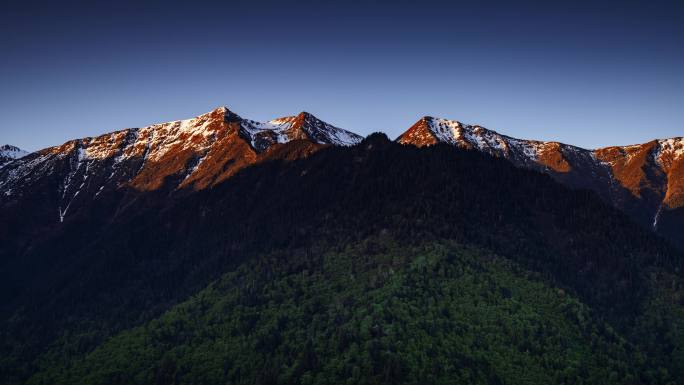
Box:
(26, 238), (684, 384)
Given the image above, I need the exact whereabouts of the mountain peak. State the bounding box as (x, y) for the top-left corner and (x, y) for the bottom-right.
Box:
(397, 116), (462, 147)
(296, 111), (314, 118)
(240, 111), (362, 152)
(399, 116), (515, 150)
(200, 106), (241, 122)
(291, 112), (362, 147)
(0, 145), (28, 166)
(1, 144), (24, 152)
(291, 111), (330, 128)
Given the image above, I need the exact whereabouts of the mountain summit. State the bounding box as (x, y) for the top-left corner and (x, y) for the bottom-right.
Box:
(239, 110), (361, 152)
(0, 145), (28, 167)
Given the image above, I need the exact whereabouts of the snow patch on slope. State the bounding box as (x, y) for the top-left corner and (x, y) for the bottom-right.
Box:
(655, 137), (684, 163)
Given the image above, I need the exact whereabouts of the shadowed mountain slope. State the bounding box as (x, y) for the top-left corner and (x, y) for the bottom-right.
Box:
(398, 116), (684, 248)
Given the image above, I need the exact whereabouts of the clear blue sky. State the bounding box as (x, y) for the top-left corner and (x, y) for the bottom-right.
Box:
(1, 0), (682, 151)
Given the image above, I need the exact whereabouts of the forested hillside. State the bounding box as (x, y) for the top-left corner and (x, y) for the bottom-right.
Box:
(2, 134), (684, 384)
(29, 240), (676, 385)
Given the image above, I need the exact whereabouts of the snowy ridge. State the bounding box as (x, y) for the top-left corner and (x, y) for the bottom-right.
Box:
(413, 116), (589, 165)
(239, 112), (362, 152)
(1, 107), (361, 193)
(294, 112), (362, 146)
(403, 116), (614, 166)
(76, 107), (228, 165)
(0, 107), (364, 222)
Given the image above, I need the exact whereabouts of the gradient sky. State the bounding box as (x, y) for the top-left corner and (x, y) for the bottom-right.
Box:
(1, 0), (682, 151)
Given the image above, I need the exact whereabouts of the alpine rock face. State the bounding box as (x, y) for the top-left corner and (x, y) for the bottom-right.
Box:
(0, 107), (362, 225)
(397, 116), (684, 248)
(0, 145), (28, 167)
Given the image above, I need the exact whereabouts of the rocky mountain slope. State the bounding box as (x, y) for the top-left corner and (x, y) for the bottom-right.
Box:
(397, 116), (684, 248)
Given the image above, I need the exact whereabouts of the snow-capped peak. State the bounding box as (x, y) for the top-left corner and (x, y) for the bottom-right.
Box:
(398, 116), (512, 154)
(422, 116), (464, 144)
(397, 116), (596, 174)
(1, 144), (28, 157)
(0, 145), (29, 166)
(239, 111), (362, 152)
(290, 111), (363, 147)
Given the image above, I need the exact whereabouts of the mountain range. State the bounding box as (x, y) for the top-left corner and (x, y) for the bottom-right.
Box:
(2, 107), (682, 248)
(1, 108), (684, 384)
